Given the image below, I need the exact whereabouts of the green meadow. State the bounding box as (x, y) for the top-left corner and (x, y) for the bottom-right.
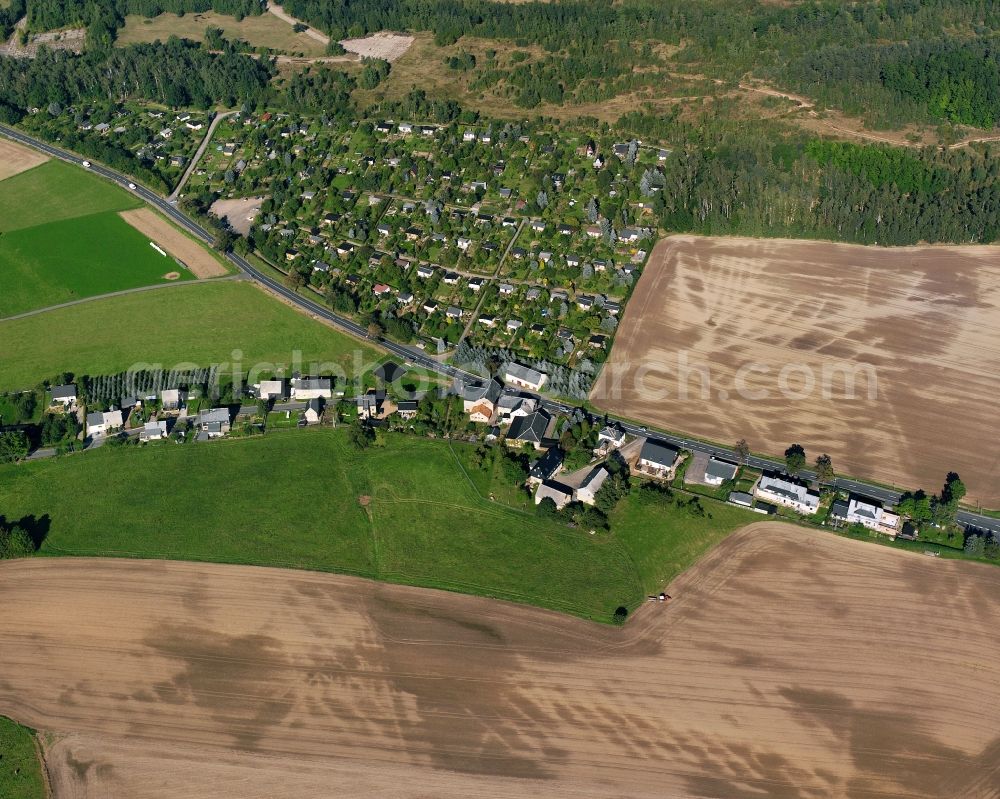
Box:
(0, 716), (45, 799)
(0, 210), (195, 317)
(0, 280), (382, 391)
(0, 160), (206, 317)
(0, 429), (757, 621)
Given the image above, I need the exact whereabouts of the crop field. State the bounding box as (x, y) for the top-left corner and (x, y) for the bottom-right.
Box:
(0, 137), (48, 181)
(593, 235), (1000, 506)
(117, 11), (327, 56)
(0, 161), (217, 316)
(2, 524), (999, 798)
(0, 281), (381, 391)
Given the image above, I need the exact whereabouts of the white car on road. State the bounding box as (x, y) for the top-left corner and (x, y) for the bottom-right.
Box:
(82, 160), (91, 168)
(128, 182), (136, 190)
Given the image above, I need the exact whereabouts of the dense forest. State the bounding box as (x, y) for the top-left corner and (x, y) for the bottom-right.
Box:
(0, 38), (273, 117)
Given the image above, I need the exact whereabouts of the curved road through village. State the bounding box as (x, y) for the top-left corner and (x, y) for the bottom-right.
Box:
(3, 124), (997, 536)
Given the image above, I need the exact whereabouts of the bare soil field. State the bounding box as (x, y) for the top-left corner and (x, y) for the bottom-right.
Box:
(341, 31), (414, 62)
(3, 524), (1000, 798)
(0, 137), (48, 181)
(209, 196), (265, 236)
(118, 208), (228, 278)
(593, 235), (1000, 505)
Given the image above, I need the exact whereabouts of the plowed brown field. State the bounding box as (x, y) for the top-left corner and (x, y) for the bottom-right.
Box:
(592, 235), (1000, 505)
(2, 524), (1000, 797)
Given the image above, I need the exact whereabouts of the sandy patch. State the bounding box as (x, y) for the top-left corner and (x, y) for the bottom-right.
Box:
(340, 32), (414, 62)
(118, 208), (227, 278)
(2, 526), (1000, 797)
(162, 271), (181, 280)
(0, 137), (49, 181)
(593, 235), (1000, 505)
(209, 196), (265, 236)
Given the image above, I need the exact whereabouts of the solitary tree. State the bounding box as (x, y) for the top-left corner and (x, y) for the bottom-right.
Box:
(784, 444), (806, 474)
(734, 439), (750, 464)
(814, 453), (835, 484)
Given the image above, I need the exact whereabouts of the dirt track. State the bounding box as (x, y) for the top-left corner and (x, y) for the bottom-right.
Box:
(3, 524), (1000, 798)
(119, 208), (228, 278)
(592, 235), (1000, 505)
(0, 137), (48, 181)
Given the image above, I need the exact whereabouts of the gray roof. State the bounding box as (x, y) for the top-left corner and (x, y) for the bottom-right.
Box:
(729, 491), (754, 506)
(508, 410), (549, 443)
(198, 407), (231, 425)
(639, 438), (679, 468)
(537, 479), (573, 501)
(705, 458), (738, 481)
(51, 384), (76, 400)
(307, 397), (323, 412)
(504, 362), (545, 386)
(461, 378), (503, 405)
(830, 499), (850, 519)
(86, 411), (104, 426)
(295, 378), (331, 390)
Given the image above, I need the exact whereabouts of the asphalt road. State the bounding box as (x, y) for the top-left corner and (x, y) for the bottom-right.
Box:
(4, 125), (997, 536)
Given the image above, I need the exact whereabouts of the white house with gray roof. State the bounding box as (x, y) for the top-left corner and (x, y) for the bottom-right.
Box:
(534, 479), (573, 510)
(291, 377), (332, 400)
(49, 384), (78, 409)
(704, 457), (739, 486)
(754, 473), (820, 515)
(86, 409), (124, 437)
(830, 495), (901, 535)
(503, 362), (548, 392)
(636, 438), (680, 480)
(576, 465), (610, 506)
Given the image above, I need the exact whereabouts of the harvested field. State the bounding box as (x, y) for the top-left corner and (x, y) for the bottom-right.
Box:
(118, 208), (227, 278)
(3, 523), (1000, 798)
(209, 196), (265, 236)
(341, 31), (414, 62)
(0, 138), (48, 181)
(593, 235), (1000, 505)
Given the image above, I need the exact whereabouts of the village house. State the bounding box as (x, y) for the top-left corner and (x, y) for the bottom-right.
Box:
(423, 300), (439, 314)
(576, 464), (610, 506)
(304, 397), (324, 424)
(160, 387), (187, 411)
(462, 378), (503, 423)
(49, 384), (78, 410)
(396, 400), (419, 420)
(534, 479), (573, 510)
(506, 319), (523, 332)
(468, 277), (485, 292)
(479, 315), (496, 328)
(596, 424), (626, 453)
(504, 362), (548, 392)
(291, 377), (333, 400)
(357, 390), (386, 420)
(528, 447), (563, 486)
(754, 472), (820, 515)
(256, 379), (287, 402)
(446, 306), (464, 319)
(417, 264), (434, 279)
(86, 409), (125, 438)
(496, 392), (538, 425)
(506, 410), (550, 449)
(636, 438), (680, 480)
(830, 495), (901, 535)
(443, 272), (460, 285)
(140, 419), (169, 442)
(194, 407), (232, 439)
(704, 457), (739, 486)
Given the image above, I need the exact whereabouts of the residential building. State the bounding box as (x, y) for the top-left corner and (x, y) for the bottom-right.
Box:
(257, 379), (287, 401)
(754, 472), (820, 515)
(160, 387), (187, 411)
(504, 362), (548, 392)
(196, 407), (232, 438)
(596, 424), (626, 452)
(506, 410), (550, 449)
(830, 495), (902, 535)
(728, 491), (754, 508)
(576, 465), (610, 506)
(534, 479), (573, 510)
(396, 400), (419, 420)
(636, 438), (680, 479)
(140, 420), (169, 442)
(462, 378), (503, 423)
(86, 409), (124, 437)
(496, 392), (538, 425)
(357, 391), (385, 420)
(291, 377), (333, 400)
(304, 397), (324, 424)
(704, 457), (739, 486)
(49, 384), (78, 409)
(528, 447), (563, 485)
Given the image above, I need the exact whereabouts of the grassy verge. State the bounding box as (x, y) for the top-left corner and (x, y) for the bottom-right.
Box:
(0, 429), (757, 621)
(0, 716), (45, 799)
(0, 280), (384, 391)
